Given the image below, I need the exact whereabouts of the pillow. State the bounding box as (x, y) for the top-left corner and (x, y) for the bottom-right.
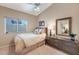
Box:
(33, 27), (45, 34)
(33, 27), (39, 34)
(39, 28), (45, 34)
(37, 28), (42, 34)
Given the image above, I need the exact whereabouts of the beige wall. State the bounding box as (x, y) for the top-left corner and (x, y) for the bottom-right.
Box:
(0, 6), (37, 47)
(37, 3), (79, 37)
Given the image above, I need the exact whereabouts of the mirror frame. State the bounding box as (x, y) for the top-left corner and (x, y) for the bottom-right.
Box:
(56, 17), (72, 36)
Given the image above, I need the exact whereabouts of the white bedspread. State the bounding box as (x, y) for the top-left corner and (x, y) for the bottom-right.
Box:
(14, 33), (46, 54)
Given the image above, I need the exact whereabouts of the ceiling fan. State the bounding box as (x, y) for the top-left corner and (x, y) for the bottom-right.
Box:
(26, 3), (41, 12)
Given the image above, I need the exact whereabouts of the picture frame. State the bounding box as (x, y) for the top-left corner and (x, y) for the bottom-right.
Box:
(39, 21), (45, 26)
(56, 17), (72, 36)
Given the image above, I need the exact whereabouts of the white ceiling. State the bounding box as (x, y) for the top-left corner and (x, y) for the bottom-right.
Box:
(0, 3), (52, 16)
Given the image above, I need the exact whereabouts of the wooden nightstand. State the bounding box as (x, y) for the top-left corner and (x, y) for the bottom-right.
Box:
(45, 37), (79, 55)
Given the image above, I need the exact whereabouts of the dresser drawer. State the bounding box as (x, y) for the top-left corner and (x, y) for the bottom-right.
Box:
(62, 41), (77, 48)
(46, 39), (63, 49)
(63, 44), (78, 54)
(46, 39), (54, 46)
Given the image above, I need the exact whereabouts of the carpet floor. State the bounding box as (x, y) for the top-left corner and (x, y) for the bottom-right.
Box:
(26, 45), (68, 55)
(0, 45), (68, 55)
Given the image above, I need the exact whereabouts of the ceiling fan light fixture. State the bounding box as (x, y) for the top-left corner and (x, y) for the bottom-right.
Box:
(34, 7), (40, 12)
(24, 3), (40, 12)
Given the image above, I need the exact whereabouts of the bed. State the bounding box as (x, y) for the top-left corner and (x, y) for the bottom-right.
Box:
(14, 27), (48, 55)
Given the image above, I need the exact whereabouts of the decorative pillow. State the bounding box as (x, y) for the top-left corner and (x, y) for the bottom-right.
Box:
(39, 28), (45, 34)
(33, 29), (39, 34)
(33, 27), (45, 34)
(33, 27), (39, 34)
(39, 29), (42, 33)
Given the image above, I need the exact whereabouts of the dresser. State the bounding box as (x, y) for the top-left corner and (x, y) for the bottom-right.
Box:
(45, 37), (79, 55)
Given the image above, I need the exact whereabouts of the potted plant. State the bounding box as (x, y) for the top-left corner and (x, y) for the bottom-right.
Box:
(69, 33), (76, 41)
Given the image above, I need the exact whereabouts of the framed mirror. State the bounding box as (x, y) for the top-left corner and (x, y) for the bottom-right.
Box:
(56, 17), (72, 36)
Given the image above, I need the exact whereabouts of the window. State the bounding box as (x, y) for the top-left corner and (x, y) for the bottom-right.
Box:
(5, 17), (28, 33)
(18, 19), (27, 33)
